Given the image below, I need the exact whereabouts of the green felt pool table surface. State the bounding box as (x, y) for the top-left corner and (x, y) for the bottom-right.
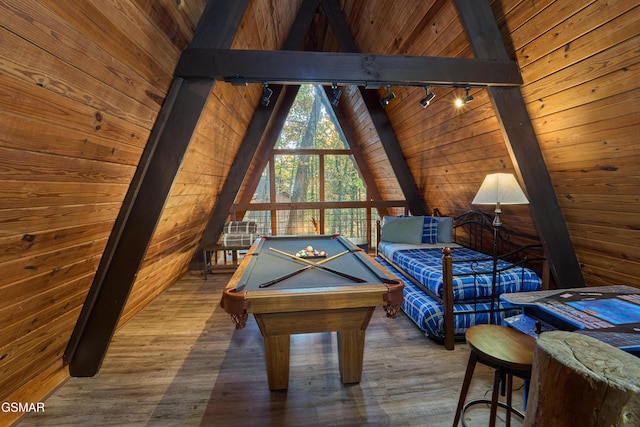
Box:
(234, 234), (396, 291)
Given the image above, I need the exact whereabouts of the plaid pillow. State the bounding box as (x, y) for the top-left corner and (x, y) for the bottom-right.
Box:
(421, 216), (439, 244)
(223, 221), (257, 234)
(222, 233), (257, 247)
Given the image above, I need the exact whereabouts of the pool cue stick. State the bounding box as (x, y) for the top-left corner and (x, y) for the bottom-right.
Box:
(259, 249), (360, 288)
(258, 264), (315, 288)
(258, 250), (346, 288)
(268, 248), (366, 283)
(258, 250), (348, 288)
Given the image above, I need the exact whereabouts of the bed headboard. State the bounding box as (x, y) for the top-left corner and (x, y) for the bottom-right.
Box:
(452, 210), (548, 284)
(452, 210), (538, 253)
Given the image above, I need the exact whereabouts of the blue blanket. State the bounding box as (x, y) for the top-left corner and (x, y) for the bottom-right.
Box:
(389, 246), (541, 302)
(376, 256), (522, 340)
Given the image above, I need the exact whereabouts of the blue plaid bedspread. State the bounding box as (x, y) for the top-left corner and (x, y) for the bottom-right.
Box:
(391, 247), (541, 302)
(376, 256), (521, 340)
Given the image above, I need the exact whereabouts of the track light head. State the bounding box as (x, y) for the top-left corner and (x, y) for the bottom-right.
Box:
(260, 83), (273, 106)
(330, 84), (342, 107)
(463, 87), (473, 103)
(379, 85), (395, 107)
(420, 86), (436, 108)
(455, 86), (473, 107)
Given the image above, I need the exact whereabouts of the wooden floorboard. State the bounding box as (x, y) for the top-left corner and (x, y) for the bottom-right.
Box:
(18, 271), (525, 426)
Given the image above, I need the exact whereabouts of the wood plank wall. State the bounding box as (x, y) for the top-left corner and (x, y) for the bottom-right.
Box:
(334, 0), (639, 287)
(0, 0), (638, 424)
(0, 1), (302, 424)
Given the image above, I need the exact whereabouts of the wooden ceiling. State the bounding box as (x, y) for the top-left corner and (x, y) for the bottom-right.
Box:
(1, 0), (638, 423)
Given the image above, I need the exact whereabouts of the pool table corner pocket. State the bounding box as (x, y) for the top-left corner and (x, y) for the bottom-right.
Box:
(220, 288), (250, 329)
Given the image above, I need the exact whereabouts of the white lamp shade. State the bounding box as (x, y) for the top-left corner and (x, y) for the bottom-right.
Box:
(472, 173), (529, 205)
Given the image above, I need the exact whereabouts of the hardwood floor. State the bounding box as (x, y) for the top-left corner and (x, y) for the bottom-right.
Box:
(18, 271), (525, 426)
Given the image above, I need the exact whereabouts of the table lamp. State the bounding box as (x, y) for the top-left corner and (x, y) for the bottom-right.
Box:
(472, 173), (529, 227)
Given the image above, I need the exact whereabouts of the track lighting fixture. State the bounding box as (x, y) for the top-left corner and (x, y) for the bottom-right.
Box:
(455, 86), (473, 107)
(420, 86), (435, 108)
(462, 86), (474, 103)
(330, 83), (342, 107)
(260, 82), (273, 106)
(379, 85), (396, 107)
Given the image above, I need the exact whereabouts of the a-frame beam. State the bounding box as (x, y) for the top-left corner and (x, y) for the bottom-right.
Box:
(321, 0), (427, 216)
(199, 0), (320, 248)
(358, 89), (427, 216)
(175, 48), (523, 87)
(63, 0), (250, 377)
(322, 86), (391, 219)
(454, 0), (585, 288)
(230, 85), (301, 218)
(199, 84), (298, 247)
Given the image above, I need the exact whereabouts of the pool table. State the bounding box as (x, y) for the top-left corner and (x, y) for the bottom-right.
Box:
(220, 234), (404, 390)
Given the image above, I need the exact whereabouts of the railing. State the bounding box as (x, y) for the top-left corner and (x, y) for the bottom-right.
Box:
(230, 201), (408, 251)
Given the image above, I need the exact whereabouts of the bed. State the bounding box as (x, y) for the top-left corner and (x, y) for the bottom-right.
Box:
(375, 210), (548, 350)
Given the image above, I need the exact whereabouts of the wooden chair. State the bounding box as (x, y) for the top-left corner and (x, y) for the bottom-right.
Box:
(453, 324), (535, 427)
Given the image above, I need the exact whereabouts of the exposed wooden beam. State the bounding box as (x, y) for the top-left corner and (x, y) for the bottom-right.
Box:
(198, 84), (298, 247)
(391, 0), (449, 55)
(63, 0), (250, 377)
(454, 0), (585, 288)
(321, 0), (428, 216)
(358, 89), (428, 216)
(230, 86), (302, 215)
(322, 86), (391, 219)
(175, 48), (523, 87)
(198, 0), (320, 248)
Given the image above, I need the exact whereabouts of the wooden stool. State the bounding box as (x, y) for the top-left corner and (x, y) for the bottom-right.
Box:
(453, 324), (536, 427)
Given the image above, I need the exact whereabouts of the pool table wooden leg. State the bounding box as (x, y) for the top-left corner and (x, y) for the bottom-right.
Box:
(263, 334), (290, 391)
(337, 329), (366, 384)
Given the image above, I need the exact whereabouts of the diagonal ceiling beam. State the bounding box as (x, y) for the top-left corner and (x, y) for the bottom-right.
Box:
(175, 48), (523, 87)
(226, 85), (301, 220)
(321, 86), (391, 219)
(198, 0), (320, 248)
(199, 84), (300, 247)
(63, 0), (251, 376)
(454, 0), (585, 288)
(357, 88), (428, 216)
(321, 0), (428, 216)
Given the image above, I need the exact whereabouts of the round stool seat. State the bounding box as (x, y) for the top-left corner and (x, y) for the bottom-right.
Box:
(466, 324), (535, 375)
(454, 325), (536, 427)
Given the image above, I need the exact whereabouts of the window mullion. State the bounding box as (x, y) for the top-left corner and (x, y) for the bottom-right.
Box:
(319, 154), (325, 234)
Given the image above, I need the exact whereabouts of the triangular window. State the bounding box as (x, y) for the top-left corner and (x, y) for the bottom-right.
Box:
(248, 85), (369, 238)
(275, 85), (350, 150)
